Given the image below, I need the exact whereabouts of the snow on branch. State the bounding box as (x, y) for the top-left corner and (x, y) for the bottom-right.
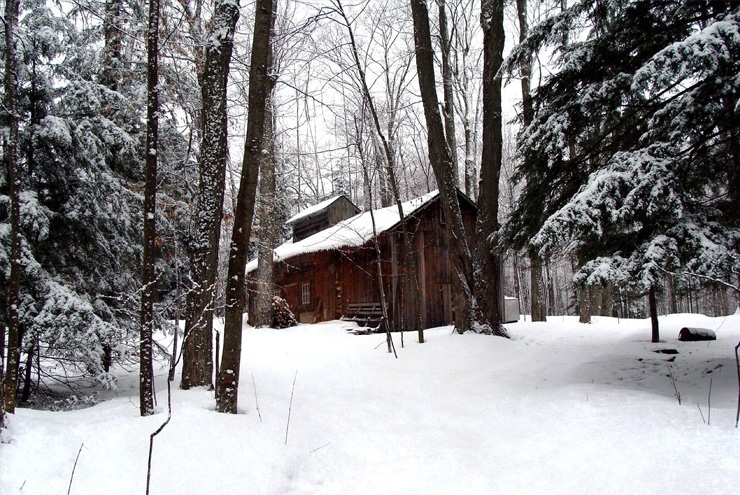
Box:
(632, 11), (740, 97)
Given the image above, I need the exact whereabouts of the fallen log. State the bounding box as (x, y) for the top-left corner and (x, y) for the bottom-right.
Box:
(678, 327), (716, 342)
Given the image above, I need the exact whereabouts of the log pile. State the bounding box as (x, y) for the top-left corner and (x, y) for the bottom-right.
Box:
(272, 296), (298, 328)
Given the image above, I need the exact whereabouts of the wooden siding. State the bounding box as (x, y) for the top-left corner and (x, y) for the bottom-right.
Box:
(292, 212), (330, 242)
(327, 196), (361, 225)
(248, 194), (477, 331)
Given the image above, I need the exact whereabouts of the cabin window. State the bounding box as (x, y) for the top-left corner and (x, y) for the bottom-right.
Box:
(301, 283), (311, 305)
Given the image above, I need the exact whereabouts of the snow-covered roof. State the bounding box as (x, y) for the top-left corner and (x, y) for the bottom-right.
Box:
(247, 191), (439, 273)
(286, 195), (355, 225)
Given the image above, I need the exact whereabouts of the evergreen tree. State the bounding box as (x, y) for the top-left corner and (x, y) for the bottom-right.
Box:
(0, 0), (190, 399)
(2, 0), (21, 418)
(503, 0), (740, 334)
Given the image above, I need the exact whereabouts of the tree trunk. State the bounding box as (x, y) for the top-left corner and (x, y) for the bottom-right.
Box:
(0, 340), (4, 427)
(252, 95), (277, 328)
(216, 0), (274, 414)
(139, 0), (159, 416)
(668, 275), (678, 314)
(474, 0), (508, 337)
(530, 250), (547, 321)
(100, 0), (125, 91)
(3, 0), (21, 419)
(516, 0), (533, 125)
(649, 285), (660, 343)
(438, 0), (458, 181)
(575, 252), (591, 323)
(548, 262), (557, 315)
(252, 0), (279, 328)
(409, 0), (483, 334)
(600, 283), (613, 317)
(512, 252), (522, 318)
(20, 343), (33, 403)
(103, 343), (113, 373)
(181, 0), (240, 390)
(578, 286), (591, 323)
(362, 159), (395, 354)
(463, 120), (477, 200)
(517, 0), (548, 323)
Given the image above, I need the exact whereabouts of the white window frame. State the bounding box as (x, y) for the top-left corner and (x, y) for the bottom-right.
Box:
(301, 283), (311, 305)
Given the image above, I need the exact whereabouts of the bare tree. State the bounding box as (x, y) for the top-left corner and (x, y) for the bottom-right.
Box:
(216, 0), (274, 414)
(474, 0), (508, 336)
(252, 2), (280, 328)
(181, 0), (240, 390)
(437, 0), (458, 182)
(447, 0), (482, 199)
(329, 0), (425, 341)
(409, 0), (486, 333)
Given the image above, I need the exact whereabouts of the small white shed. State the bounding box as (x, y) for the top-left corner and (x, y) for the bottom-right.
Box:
(504, 297), (520, 323)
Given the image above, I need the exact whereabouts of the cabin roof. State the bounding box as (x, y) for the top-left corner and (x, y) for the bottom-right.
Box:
(285, 194), (360, 226)
(247, 190), (443, 273)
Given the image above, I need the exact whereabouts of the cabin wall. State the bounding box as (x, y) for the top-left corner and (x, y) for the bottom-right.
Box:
(269, 251), (343, 323)
(338, 245), (379, 311)
(256, 195), (478, 331)
(292, 212), (330, 242)
(328, 197), (360, 225)
(395, 199), (476, 330)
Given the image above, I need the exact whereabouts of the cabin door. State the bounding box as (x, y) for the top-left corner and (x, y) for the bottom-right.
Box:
(284, 283), (299, 314)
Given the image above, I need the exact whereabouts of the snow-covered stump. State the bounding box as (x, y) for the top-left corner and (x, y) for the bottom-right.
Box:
(678, 327), (716, 342)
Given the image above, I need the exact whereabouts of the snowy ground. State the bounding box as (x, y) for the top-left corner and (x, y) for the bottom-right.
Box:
(2, 313), (740, 494)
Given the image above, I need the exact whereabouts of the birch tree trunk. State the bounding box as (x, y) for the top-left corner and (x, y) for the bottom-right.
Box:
(181, 0), (240, 390)
(216, 0), (274, 414)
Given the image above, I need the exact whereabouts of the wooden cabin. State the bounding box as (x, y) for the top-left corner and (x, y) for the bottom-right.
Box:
(246, 191), (513, 330)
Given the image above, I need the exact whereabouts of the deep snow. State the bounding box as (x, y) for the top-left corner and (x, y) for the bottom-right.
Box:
(2, 313), (740, 494)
